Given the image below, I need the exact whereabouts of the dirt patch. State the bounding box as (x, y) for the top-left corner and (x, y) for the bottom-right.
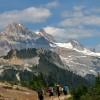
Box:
(0, 83), (38, 100)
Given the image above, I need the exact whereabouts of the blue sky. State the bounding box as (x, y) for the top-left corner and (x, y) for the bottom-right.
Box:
(0, 0), (100, 51)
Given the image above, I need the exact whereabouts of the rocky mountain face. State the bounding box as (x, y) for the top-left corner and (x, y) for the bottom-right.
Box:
(0, 23), (53, 56)
(0, 23), (100, 87)
(0, 48), (89, 87)
(54, 42), (100, 77)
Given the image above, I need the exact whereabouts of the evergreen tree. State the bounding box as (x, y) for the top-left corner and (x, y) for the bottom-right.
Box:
(80, 74), (100, 100)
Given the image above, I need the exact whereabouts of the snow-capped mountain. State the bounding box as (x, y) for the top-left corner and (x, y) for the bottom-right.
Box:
(5, 23), (31, 35)
(55, 40), (100, 57)
(0, 23), (54, 55)
(37, 29), (56, 43)
(55, 40), (83, 50)
(0, 23), (100, 84)
(54, 40), (100, 77)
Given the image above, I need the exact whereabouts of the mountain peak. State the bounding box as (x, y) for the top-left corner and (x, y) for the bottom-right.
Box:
(69, 40), (80, 45)
(68, 40), (84, 50)
(5, 23), (30, 35)
(37, 29), (56, 43)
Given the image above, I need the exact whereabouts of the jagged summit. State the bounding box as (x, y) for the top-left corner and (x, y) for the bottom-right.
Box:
(5, 23), (31, 35)
(37, 29), (56, 43)
(55, 40), (84, 50)
(0, 23), (99, 57)
(0, 23), (100, 84)
(68, 39), (84, 50)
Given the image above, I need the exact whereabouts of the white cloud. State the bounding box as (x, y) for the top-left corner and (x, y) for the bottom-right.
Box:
(44, 26), (93, 42)
(73, 6), (85, 11)
(60, 15), (100, 27)
(61, 6), (85, 18)
(60, 6), (100, 27)
(62, 11), (84, 18)
(0, 7), (52, 30)
(45, 0), (60, 8)
(43, 6), (100, 42)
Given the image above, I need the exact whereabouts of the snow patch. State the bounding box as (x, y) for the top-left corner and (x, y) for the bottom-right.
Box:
(49, 43), (56, 47)
(59, 55), (98, 77)
(16, 73), (20, 81)
(55, 42), (100, 57)
(55, 43), (73, 49)
(74, 48), (100, 57)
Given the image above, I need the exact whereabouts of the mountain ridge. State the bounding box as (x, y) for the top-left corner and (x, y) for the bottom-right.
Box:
(0, 23), (100, 86)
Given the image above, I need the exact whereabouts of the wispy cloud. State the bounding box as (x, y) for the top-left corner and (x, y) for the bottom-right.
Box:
(60, 16), (100, 27)
(61, 6), (85, 18)
(60, 6), (100, 27)
(45, 0), (60, 8)
(0, 7), (52, 30)
(44, 26), (93, 42)
(47, 6), (100, 42)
